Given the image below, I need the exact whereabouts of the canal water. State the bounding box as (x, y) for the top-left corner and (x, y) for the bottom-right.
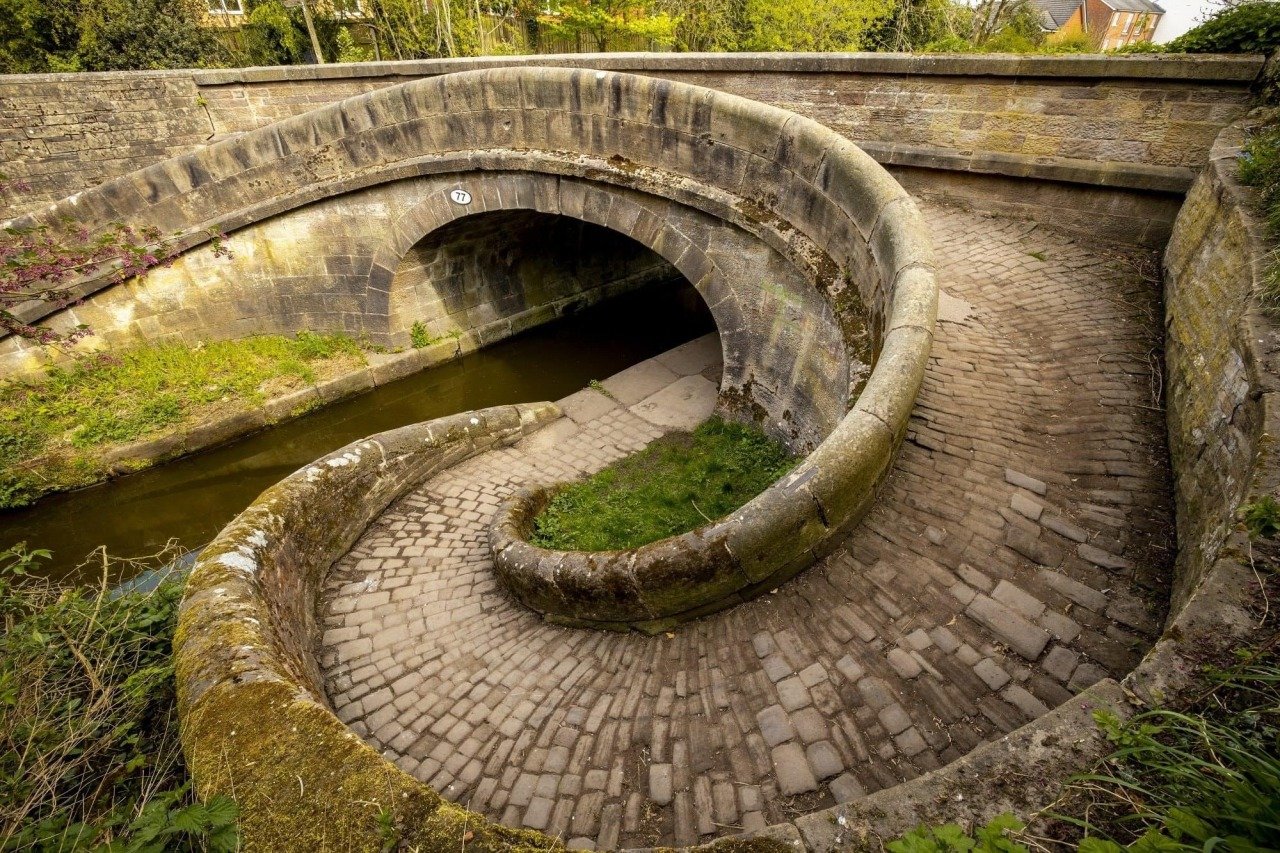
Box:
(2, 280), (714, 582)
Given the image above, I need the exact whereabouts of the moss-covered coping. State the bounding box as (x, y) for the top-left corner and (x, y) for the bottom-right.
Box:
(489, 102), (938, 632)
(174, 403), (581, 851)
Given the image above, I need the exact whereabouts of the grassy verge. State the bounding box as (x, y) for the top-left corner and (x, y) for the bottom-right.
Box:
(1239, 116), (1280, 310)
(0, 543), (238, 850)
(530, 416), (796, 551)
(0, 331), (368, 509)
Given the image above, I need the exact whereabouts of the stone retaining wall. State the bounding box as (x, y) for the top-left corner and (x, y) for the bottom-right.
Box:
(1, 54), (1264, 242)
(1162, 109), (1279, 614)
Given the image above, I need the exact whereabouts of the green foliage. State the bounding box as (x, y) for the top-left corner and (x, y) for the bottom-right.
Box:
(409, 320), (436, 349)
(1062, 649), (1280, 851)
(0, 331), (366, 508)
(336, 25), (373, 62)
(1242, 495), (1280, 539)
(1169, 2), (1280, 56)
(887, 814), (1030, 853)
(863, 0), (958, 52)
(1238, 117), (1280, 308)
(923, 33), (975, 52)
(0, 0), (219, 73)
(0, 543), (240, 850)
(737, 0), (892, 51)
(541, 0), (676, 51)
(531, 416), (796, 551)
(1042, 30), (1097, 54)
(362, 0), (478, 60)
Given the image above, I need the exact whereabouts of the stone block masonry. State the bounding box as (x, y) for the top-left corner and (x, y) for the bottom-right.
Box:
(0, 54), (1264, 237)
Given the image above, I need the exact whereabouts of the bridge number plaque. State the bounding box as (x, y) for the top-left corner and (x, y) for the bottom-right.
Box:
(449, 189), (472, 205)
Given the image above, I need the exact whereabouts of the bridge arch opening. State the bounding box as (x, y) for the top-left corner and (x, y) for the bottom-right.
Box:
(387, 208), (702, 354)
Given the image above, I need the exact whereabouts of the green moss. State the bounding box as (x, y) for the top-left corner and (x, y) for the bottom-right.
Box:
(530, 417), (797, 551)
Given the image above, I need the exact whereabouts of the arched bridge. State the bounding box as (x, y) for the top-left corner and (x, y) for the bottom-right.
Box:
(3, 59), (1268, 853)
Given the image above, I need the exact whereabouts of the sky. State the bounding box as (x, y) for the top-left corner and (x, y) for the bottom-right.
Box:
(1152, 0), (1223, 42)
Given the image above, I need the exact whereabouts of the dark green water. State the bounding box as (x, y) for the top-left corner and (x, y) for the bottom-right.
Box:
(2, 281), (713, 582)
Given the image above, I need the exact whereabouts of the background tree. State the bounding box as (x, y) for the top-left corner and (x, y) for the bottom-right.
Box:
(359, 0), (478, 60)
(75, 0), (222, 70)
(739, 0), (893, 52)
(864, 0), (963, 52)
(540, 0), (677, 52)
(0, 0), (219, 72)
(657, 0), (748, 51)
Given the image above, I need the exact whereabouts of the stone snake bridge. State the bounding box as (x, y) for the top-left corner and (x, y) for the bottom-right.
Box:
(2, 57), (1273, 852)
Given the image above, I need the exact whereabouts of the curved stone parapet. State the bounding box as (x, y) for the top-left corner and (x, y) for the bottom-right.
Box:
(490, 269), (931, 631)
(174, 403), (566, 850)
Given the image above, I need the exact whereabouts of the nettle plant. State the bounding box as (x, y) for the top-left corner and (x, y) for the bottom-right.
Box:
(0, 174), (228, 346)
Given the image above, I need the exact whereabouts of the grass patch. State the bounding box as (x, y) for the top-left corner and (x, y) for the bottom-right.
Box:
(0, 331), (367, 508)
(530, 416), (797, 551)
(0, 543), (238, 850)
(1239, 116), (1280, 313)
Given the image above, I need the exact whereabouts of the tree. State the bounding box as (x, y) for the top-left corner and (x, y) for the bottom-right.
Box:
(738, 0), (893, 52)
(0, 0), (220, 73)
(75, 0), (221, 70)
(360, 0), (479, 60)
(864, 0), (963, 52)
(0, 0), (81, 73)
(540, 0), (676, 52)
(658, 0), (749, 51)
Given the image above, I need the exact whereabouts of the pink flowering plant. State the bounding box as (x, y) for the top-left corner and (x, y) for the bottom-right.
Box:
(0, 173), (228, 345)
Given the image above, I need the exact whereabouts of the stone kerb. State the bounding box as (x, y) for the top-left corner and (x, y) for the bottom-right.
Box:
(173, 402), (566, 850)
(488, 131), (938, 632)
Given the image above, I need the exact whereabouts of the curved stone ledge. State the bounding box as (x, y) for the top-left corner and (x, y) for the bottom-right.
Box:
(174, 403), (565, 850)
(739, 108), (1280, 850)
(478, 74), (937, 631)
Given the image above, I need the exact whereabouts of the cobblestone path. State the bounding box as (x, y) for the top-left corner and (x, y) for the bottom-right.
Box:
(319, 201), (1174, 849)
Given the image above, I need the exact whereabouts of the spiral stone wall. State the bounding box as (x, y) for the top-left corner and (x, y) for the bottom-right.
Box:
(167, 99), (1280, 851)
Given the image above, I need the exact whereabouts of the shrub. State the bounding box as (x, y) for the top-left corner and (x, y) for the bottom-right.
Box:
(1242, 495), (1280, 539)
(0, 543), (239, 849)
(1169, 2), (1280, 55)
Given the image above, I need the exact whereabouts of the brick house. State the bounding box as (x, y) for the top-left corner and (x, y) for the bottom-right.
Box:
(1034, 0), (1165, 49)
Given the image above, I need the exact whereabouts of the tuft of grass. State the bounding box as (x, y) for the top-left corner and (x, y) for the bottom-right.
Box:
(0, 543), (239, 850)
(0, 331), (367, 508)
(1238, 118), (1280, 309)
(1242, 495), (1280, 539)
(530, 416), (797, 552)
(1058, 647), (1280, 852)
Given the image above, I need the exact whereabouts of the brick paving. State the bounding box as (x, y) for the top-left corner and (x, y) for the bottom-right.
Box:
(318, 201), (1173, 849)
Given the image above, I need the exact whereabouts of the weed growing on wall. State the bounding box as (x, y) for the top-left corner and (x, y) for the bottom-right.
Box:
(530, 416), (796, 551)
(0, 543), (239, 850)
(0, 331), (368, 509)
(409, 320), (436, 348)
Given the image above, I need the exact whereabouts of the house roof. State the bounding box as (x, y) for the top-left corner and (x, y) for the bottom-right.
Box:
(1031, 0), (1083, 30)
(1098, 0), (1165, 14)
